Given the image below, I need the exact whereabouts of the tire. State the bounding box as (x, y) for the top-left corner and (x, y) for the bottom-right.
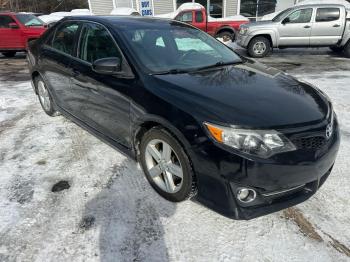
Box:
(216, 31), (235, 43)
(1, 51), (16, 58)
(139, 127), (197, 202)
(344, 42), (350, 58)
(329, 46), (344, 53)
(34, 76), (58, 116)
(248, 36), (271, 58)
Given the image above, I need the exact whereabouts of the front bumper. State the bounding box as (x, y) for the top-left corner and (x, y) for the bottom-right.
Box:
(235, 33), (253, 48)
(190, 120), (340, 220)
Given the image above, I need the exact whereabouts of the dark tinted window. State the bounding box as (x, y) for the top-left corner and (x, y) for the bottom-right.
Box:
(78, 23), (121, 63)
(176, 12), (193, 22)
(286, 8), (313, 23)
(195, 11), (203, 23)
(316, 8), (340, 22)
(52, 22), (79, 55)
(0, 15), (16, 28)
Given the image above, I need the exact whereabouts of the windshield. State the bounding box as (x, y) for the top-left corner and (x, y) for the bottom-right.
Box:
(16, 14), (44, 26)
(119, 23), (242, 74)
(272, 8), (293, 22)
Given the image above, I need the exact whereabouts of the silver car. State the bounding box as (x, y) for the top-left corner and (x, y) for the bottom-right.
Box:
(236, 4), (350, 58)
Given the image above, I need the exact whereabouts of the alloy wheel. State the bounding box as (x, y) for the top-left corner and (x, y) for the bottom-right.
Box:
(37, 80), (51, 112)
(145, 139), (184, 194)
(253, 41), (267, 55)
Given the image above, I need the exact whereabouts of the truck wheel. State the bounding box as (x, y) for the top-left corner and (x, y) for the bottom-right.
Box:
(248, 37), (271, 58)
(216, 31), (235, 43)
(344, 42), (350, 58)
(330, 46), (344, 53)
(1, 51), (16, 58)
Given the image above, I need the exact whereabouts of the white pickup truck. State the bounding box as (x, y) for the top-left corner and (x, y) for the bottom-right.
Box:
(236, 4), (350, 58)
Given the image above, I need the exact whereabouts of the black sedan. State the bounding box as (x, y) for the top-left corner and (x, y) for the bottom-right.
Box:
(27, 16), (340, 220)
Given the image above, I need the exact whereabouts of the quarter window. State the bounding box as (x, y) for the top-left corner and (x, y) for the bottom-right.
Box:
(286, 8), (313, 23)
(195, 11), (204, 23)
(316, 8), (340, 22)
(52, 22), (79, 55)
(0, 15), (16, 28)
(78, 23), (121, 63)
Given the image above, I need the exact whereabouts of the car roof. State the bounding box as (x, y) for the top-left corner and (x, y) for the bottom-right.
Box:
(62, 15), (179, 28)
(292, 4), (346, 9)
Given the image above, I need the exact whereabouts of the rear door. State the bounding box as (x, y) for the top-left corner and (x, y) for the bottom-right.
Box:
(69, 22), (133, 147)
(278, 8), (314, 46)
(39, 21), (80, 110)
(0, 15), (22, 49)
(310, 7), (344, 46)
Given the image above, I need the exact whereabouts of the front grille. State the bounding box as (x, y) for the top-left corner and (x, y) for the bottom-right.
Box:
(292, 136), (326, 150)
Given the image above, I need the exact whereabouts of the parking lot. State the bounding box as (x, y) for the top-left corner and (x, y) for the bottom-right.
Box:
(0, 49), (350, 261)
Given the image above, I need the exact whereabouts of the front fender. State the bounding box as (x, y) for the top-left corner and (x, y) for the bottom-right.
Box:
(247, 29), (278, 47)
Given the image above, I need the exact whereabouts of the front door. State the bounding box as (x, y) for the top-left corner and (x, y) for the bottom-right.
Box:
(278, 8), (314, 47)
(69, 22), (133, 147)
(310, 7), (344, 46)
(0, 15), (22, 49)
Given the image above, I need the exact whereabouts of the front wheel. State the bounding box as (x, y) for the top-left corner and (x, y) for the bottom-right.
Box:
(139, 127), (197, 202)
(248, 37), (271, 58)
(1, 51), (16, 58)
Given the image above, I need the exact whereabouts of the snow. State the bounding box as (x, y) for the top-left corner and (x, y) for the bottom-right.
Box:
(0, 53), (350, 261)
(110, 7), (139, 16)
(39, 9), (93, 24)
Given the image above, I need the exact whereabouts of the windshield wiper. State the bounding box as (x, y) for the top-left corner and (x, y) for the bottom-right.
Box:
(192, 61), (242, 72)
(152, 68), (193, 75)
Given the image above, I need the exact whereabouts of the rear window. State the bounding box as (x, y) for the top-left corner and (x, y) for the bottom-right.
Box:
(316, 8), (340, 22)
(195, 11), (203, 23)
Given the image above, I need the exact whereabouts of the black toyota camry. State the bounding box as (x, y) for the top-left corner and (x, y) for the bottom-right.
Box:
(27, 16), (340, 220)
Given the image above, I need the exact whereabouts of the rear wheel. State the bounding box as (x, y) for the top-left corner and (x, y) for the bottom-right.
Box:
(248, 36), (271, 58)
(1, 51), (16, 58)
(344, 42), (350, 58)
(34, 76), (58, 116)
(330, 46), (344, 53)
(216, 31), (235, 44)
(139, 127), (197, 202)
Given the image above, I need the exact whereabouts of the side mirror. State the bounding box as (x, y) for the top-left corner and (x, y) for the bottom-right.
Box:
(92, 57), (122, 75)
(282, 17), (290, 24)
(9, 22), (19, 29)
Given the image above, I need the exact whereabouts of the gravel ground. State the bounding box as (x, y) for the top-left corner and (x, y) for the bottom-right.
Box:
(0, 49), (349, 262)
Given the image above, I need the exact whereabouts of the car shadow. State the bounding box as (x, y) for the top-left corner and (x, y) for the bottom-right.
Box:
(82, 159), (175, 262)
(0, 52), (27, 60)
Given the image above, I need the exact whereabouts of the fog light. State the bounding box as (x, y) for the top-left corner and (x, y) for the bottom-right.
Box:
(237, 188), (256, 203)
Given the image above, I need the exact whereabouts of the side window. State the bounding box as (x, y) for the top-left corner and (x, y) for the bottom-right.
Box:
(0, 15), (16, 28)
(286, 8), (313, 23)
(52, 22), (79, 55)
(195, 11), (204, 23)
(316, 8), (340, 22)
(78, 23), (121, 63)
(176, 12), (193, 23)
(156, 36), (165, 47)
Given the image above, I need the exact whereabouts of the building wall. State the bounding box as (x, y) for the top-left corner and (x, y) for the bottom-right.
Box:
(153, 0), (175, 15)
(89, 0), (114, 15)
(226, 0), (239, 16)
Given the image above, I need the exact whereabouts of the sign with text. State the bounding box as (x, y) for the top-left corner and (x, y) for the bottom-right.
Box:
(139, 0), (153, 16)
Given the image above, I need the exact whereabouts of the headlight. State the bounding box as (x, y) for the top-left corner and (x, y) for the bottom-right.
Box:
(204, 122), (296, 159)
(239, 27), (249, 35)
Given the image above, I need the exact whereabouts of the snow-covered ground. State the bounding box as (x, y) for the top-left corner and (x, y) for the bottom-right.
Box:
(0, 51), (349, 261)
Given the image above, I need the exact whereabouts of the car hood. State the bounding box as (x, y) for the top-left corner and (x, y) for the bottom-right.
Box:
(149, 60), (329, 128)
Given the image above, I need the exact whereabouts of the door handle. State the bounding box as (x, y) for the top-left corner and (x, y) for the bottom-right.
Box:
(333, 24), (340, 28)
(304, 25), (311, 29)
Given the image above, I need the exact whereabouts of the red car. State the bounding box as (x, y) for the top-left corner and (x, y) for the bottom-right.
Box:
(172, 4), (249, 42)
(0, 12), (46, 57)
